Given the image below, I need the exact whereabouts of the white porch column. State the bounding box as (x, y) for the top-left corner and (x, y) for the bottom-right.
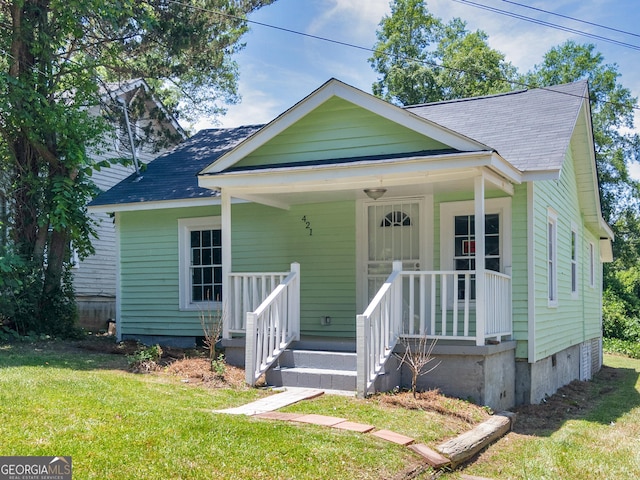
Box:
(221, 189), (232, 339)
(474, 174), (486, 346)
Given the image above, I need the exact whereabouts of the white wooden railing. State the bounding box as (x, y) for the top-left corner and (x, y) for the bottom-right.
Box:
(226, 271), (290, 336)
(484, 270), (512, 340)
(245, 263), (300, 386)
(357, 263), (512, 397)
(356, 261), (404, 397)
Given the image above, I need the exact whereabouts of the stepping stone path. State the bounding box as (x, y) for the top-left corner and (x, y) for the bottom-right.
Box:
(214, 387), (514, 472)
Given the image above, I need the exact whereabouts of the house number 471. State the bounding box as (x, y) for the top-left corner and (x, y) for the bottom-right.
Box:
(300, 216), (313, 236)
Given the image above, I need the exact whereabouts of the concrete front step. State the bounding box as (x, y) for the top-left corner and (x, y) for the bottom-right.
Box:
(266, 349), (358, 391)
(276, 349), (357, 371)
(266, 366), (357, 391)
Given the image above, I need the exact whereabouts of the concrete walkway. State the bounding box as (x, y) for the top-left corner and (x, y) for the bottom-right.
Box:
(214, 387), (324, 415)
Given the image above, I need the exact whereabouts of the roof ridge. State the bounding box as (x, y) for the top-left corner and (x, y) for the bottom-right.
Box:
(404, 80), (588, 110)
(404, 88), (528, 109)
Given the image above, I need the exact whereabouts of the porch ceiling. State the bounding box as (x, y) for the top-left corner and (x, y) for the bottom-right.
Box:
(200, 151), (520, 208)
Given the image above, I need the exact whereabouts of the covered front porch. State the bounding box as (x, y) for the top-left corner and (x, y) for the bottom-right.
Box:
(207, 165), (516, 404)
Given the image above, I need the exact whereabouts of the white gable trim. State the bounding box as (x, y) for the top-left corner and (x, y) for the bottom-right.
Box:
(200, 79), (491, 175)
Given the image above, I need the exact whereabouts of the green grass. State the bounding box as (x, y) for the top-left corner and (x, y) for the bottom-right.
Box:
(0, 341), (421, 479)
(5, 341), (640, 479)
(447, 354), (640, 480)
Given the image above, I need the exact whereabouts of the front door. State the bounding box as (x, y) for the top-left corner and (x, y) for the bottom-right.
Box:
(365, 199), (423, 302)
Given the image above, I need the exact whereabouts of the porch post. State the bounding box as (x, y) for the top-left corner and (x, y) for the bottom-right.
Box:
(474, 174), (486, 347)
(222, 189), (232, 339)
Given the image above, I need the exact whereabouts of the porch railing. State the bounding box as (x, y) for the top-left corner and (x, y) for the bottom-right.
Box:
(484, 270), (512, 339)
(356, 261), (404, 397)
(226, 270), (290, 336)
(245, 263), (300, 386)
(357, 263), (511, 397)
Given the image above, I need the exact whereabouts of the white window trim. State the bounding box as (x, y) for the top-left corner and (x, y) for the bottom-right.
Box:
(178, 216), (222, 311)
(570, 223), (579, 299)
(440, 197), (512, 306)
(548, 209), (558, 308)
(589, 241), (596, 288)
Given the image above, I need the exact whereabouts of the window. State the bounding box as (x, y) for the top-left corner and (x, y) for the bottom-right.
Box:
(440, 198), (511, 306)
(548, 210), (558, 306)
(453, 213), (500, 300)
(179, 217), (222, 310)
(589, 242), (595, 288)
(380, 211), (412, 227)
(570, 226), (578, 296)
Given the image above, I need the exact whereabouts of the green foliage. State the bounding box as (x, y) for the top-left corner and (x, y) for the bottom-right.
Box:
(369, 0), (518, 106)
(127, 344), (163, 372)
(603, 264), (640, 341)
(0, 0), (274, 335)
(211, 352), (227, 378)
(603, 338), (640, 359)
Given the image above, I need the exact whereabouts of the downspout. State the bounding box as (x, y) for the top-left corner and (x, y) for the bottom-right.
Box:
(118, 97), (141, 177)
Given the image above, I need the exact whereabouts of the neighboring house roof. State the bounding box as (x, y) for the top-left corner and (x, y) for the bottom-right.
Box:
(405, 81), (588, 175)
(101, 78), (187, 141)
(89, 125), (262, 210)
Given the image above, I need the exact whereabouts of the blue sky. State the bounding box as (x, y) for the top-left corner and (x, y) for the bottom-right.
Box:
(196, 0), (640, 177)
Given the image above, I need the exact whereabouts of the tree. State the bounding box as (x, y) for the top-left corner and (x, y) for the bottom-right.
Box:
(369, 0), (517, 106)
(0, 0), (274, 335)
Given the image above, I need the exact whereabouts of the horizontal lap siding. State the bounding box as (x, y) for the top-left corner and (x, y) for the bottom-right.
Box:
(232, 201), (356, 337)
(234, 97), (449, 169)
(74, 147), (156, 297)
(119, 206), (220, 336)
(511, 184), (529, 358)
(532, 147), (602, 361)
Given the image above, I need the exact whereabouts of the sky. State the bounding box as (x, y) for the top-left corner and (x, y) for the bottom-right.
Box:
(194, 0), (640, 178)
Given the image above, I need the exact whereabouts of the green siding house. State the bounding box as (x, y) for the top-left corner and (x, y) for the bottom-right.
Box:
(90, 79), (613, 410)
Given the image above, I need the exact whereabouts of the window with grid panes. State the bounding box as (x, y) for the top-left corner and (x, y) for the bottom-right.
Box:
(189, 229), (222, 303)
(453, 214), (500, 300)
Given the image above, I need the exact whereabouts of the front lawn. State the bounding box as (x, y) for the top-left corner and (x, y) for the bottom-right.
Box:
(0, 340), (439, 479)
(450, 354), (640, 479)
(3, 340), (640, 479)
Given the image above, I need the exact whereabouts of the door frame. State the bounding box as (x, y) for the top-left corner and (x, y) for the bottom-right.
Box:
(355, 195), (433, 313)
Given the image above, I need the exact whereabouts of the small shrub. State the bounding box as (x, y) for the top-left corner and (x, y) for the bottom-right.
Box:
(211, 353), (226, 379)
(127, 344), (163, 373)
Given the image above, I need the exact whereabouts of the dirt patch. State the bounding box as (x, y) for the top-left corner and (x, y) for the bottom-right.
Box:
(376, 389), (492, 425)
(74, 336), (249, 389)
(511, 365), (622, 435)
(164, 356), (247, 388)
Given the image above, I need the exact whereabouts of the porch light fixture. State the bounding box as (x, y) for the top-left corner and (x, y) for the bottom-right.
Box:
(364, 188), (387, 200)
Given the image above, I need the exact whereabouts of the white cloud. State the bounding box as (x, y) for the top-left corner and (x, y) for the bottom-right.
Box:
(309, 0), (389, 40)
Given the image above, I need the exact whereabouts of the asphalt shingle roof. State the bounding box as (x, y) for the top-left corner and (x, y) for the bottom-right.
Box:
(89, 125), (262, 207)
(405, 81), (588, 172)
(92, 81), (588, 208)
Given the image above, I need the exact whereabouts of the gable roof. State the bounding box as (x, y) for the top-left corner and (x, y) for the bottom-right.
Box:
(406, 81), (588, 177)
(89, 125), (261, 211)
(200, 78), (492, 175)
